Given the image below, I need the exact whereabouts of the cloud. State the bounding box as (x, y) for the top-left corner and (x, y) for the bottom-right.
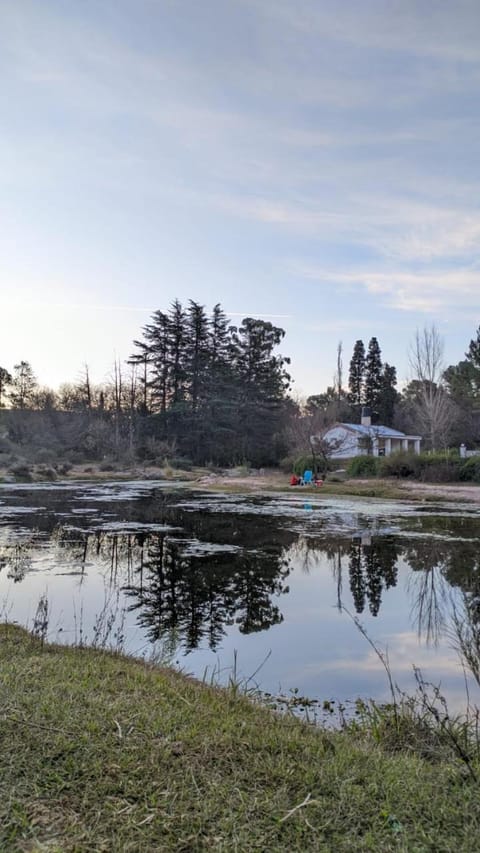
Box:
(295, 266), (480, 314)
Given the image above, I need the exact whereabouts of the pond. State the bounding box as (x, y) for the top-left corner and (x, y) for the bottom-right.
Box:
(1, 480), (480, 709)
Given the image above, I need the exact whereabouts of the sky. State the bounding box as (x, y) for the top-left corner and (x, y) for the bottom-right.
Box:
(1, 0), (479, 396)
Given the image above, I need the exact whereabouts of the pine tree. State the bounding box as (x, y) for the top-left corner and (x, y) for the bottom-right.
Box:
(348, 340), (365, 407)
(364, 337), (383, 412)
(377, 363), (398, 426)
(167, 300), (187, 407)
(185, 300), (210, 412)
(132, 310), (170, 413)
(231, 318), (291, 464)
(0, 367), (12, 408)
(467, 325), (480, 368)
(10, 361), (37, 409)
(131, 302), (291, 466)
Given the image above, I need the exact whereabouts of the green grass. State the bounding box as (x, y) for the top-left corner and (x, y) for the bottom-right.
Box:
(1, 626), (480, 851)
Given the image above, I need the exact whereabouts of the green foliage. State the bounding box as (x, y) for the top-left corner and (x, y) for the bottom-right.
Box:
(459, 455), (480, 482)
(348, 339), (365, 406)
(167, 456), (194, 470)
(378, 451), (419, 479)
(377, 363), (398, 426)
(291, 454), (318, 475)
(132, 303), (291, 467)
(346, 455), (379, 477)
(378, 450), (463, 482)
(364, 336), (383, 410)
(9, 361), (38, 409)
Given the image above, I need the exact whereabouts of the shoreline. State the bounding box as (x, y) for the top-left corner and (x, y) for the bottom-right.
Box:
(2, 463), (480, 503)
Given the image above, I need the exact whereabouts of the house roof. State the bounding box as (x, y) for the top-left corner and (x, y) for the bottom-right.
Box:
(341, 423), (407, 438)
(323, 423), (422, 440)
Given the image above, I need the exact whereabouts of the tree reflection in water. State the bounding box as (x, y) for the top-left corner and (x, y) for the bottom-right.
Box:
(123, 534), (291, 652)
(3, 508), (480, 656)
(291, 535), (400, 617)
(348, 538), (399, 616)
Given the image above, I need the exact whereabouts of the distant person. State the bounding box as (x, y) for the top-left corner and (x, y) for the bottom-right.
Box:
(290, 474), (300, 486)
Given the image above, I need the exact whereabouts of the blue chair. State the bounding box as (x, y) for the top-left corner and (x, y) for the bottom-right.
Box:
(302, 469), (313, 485)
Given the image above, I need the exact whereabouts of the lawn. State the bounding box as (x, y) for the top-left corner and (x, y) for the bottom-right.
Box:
(1, 624), (479, 851)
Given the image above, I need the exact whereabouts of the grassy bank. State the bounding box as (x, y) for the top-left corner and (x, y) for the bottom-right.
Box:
(1, 626), (480, 851)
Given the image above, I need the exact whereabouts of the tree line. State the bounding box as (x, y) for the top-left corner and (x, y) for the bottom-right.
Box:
(1, 310), (479, 469)
(0, 300), (291, 467)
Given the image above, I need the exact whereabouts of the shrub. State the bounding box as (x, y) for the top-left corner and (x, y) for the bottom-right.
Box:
(459, 455), (480, 483)
(346, 455), (379, 478)
(379, 450), (462, 482)
(9, 463), (33, 481)
(167, 457), (193, 471)
(36, 465), (58, 481)
(292, 455), (319, 476)
(417, 451), (462, 483)
(34, 448), (57, 465)
(378, 452), (420, 479)
(56, 462), (72, 475)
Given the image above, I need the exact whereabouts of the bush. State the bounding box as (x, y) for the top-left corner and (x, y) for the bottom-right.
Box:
(167, 457), (193, 471)
(378, 450), (462, 482)
(292, 455), (320, 476)
(459, 455), (480, 483)
(9, 463), (33, 481)
(346, 455), (379, 478)
(417, 451), (462, 483)
(378, 452), (420, 479)
(36, 465), (58, 481)
(56, 462), (72, 475)
(34, 448), (57, 465)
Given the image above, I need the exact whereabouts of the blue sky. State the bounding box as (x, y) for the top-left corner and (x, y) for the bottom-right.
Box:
(1, 0), (479, 395)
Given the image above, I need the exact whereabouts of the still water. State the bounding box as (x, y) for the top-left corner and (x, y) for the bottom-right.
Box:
(1, 480), (479, 707)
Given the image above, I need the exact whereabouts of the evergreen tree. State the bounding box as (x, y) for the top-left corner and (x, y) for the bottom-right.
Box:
(364, 337), (383, 411)
(10, 361), (37, 409)
(467, 325), (480, 368)
(167, 300), (187, 407)
(184, 300), (210, 411)
(202, 304), (238, 463)
(348, 340), (365, 408)
(443, 359), (480, 403)
(376, 363), (398, 426)
(132, 310), (170, 414)
(131, 302), (291, 466)
(231, 318), (291, 464)
(0, 367), (12, 408)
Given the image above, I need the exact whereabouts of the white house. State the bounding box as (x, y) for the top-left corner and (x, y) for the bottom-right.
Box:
(319, 409), (422, 459)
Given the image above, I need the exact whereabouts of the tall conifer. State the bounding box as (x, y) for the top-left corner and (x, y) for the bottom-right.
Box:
(364, 337), (383, 411)
(348, 340), (365, 407)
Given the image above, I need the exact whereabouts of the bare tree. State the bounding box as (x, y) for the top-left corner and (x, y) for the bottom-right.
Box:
(408, 325), (454, 450)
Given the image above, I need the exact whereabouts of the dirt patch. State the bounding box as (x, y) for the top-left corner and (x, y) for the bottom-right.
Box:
(396, 481), (480, 503)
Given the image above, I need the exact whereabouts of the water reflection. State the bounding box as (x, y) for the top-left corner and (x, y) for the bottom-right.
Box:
(2, 521), (480, 655)
(123, 536), (290, 652)
(1, 486), (480, 702)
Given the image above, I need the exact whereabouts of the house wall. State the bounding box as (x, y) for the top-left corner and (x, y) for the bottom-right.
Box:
(323, 426), (359, 458)
(323, 427), (421, 459)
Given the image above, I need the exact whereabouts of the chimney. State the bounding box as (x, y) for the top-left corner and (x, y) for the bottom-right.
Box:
(361, 406), (371, 427)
